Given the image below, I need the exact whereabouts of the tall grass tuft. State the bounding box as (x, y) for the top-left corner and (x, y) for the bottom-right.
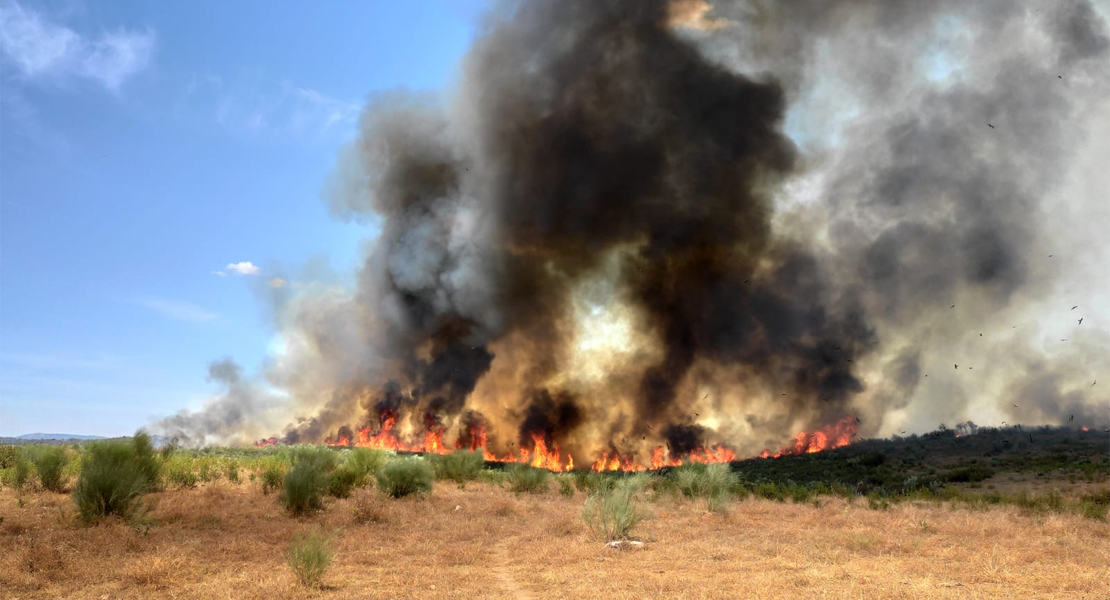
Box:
(30, 446), (68, 492)
(376, 458), (434, 498)
(506, 464), (550, 494)
(427, 450), (485, 487)
(343, 448), (388, 484)
(674, 463), (737, 513)
(72, 434), (160, 523)
(261, 462), (287, 495)
(582, 485), (646, 541)
(286, 529), (334, 589)
(281, 447), (336, 515)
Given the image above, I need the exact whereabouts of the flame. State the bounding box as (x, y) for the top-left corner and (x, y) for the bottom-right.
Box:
(255, 412), (857, 471)
(759, 416), (858, 459)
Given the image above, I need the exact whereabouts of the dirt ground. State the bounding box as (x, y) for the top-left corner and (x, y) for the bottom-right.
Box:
(2, 482), (1107, 600)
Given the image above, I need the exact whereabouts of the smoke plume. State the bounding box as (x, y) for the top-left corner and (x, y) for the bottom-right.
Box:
(158, 0), (1110, 457)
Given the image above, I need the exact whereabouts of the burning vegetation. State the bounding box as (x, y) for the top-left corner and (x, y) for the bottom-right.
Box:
(160, 0), (1109, 465)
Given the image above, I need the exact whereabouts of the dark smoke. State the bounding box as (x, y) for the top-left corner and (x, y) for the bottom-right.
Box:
(157, 0), (1110, 453)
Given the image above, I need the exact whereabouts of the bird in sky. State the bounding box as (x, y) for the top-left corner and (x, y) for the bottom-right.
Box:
(987, 123), (996, 129)
(1078, 318), (1083, 325)
(1071, 305), (1078, 310)
(955, 364), (959, 369)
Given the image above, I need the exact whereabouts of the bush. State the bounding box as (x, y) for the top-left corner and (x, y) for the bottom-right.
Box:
(224, 460), (241, 484)
(29, 446), (68, 492)
(427, 450), (484, 487)
(131, 431), (162, 490)
(72, 437), (156, 523)
(164, 457), (198, 489)
(1078, 489), (1109, 521)
(582, 486), (646, 541)
(327, 466), (361, 499)
(261, 463), (287, 495)
(0, 445), (20, 469)
(557, 475), (575, 497)
(376, 458), (434, 498)
(506, 464), (550, 494)
(287, 529), (334, 589)
(343, 448), (388, 484)
(674, 464), (737, 512)
(6, 453), (31, 490)
(282, 448), (336, 515)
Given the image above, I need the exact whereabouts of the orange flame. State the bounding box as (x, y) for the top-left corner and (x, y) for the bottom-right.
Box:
(257, 413), (857, 471)
(759, 416), (858, 459)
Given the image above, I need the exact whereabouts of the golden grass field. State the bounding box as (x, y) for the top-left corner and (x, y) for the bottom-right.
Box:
(2, 480), (1108, 600)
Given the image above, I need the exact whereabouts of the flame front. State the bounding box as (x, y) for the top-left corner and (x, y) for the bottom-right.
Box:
(758, 416), (858, 459)
(257, 411), (857, 470)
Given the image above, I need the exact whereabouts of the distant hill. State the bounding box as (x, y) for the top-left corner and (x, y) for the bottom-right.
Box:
(17, 433), (106, 441)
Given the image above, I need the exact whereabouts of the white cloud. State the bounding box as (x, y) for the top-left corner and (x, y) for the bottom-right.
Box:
(137, 298), (218, 323)
(269, 277), (287, 288)
(211, 270), (227, 277)
(226, 261), (259, 276)
(189, 73), (358, 137)
(0, 0), (154, 91)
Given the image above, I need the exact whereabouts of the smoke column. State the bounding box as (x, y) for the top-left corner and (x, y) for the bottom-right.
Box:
(158, 0), (1110, 457)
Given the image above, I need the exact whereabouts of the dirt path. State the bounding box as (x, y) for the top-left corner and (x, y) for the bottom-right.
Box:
(490, 539), (535, 600)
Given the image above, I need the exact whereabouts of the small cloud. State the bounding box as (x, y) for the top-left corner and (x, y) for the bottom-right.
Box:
(0, 1), (155, 91)
(138, 298), (218, 323)
(211, 270), (226, 277)
(269, 277), (287, 289)
(225, 261), (259, 276)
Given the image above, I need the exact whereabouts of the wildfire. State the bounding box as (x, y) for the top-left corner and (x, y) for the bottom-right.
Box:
(758, 416), (858, 459)
(255, 412), (858, 471)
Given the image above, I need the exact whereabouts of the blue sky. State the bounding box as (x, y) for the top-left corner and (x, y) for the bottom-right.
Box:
(0, 0), (484, 436)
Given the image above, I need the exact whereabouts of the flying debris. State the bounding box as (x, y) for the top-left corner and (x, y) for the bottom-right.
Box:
(987, 123), (996, 129)
(955, 364), (959, 369)
(1071, 306), (1079, 310)
(1078, 318), (1083, 325)
(1061, 339), (1068, 342)
(951, 305), (956, 309)
(1070, 415), (1074, 421)
(1094, 380), (1098, 387)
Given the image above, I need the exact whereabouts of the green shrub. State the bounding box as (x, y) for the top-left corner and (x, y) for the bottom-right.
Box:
(261, 463), (287, 495)
(558, 475), (575, 498)
(71, 439), (154, 523)
(867, 492), (890, 511)
(376, 458), (434, 498)
(327, 465), (361, 499)
(0, 445), (19, 469)
(477, 469), (508, 487)
(287, 529), (334, 589)
(582, 486), (646, 541)
(506, 464), (549, 494)
(164, 458), (198, 489)
(343, 448), (388, 484)
(29, 446), (68, 492)
(7, 453), (31, 490)
(224, 460), (241, 484)
(674, 464), (737, 512)
(573, 471), (615, 495)
(1078, 489), (1109, 521)
(427, 450), (485, 487)
(282, 449), (336, 515)
(131, 431), (162, 490)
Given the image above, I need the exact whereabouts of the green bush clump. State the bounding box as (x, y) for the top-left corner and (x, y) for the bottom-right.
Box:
(1078, 489), (1109, 521)
(287, 529), (334, 589)
(282, 448), (336, 515)
(72, 434), (160, 523)
(505, 464), (550, 494)
(30, 446), (68, 492)
(582, 485), (646, 541)
(0, 445), (20, 469)
(164, 457), (198, 489)
(261, 463), (287, 495)
(427, 450), (485, 487)
(327, 466), (361, 499)
(376, 458), (434, 498)
(557, 475), (575, 497)
(343, 448), (388, 484)
(224, 460), (241, 484)
(5, 451), (31, 490)
(674, 463), (737, 512)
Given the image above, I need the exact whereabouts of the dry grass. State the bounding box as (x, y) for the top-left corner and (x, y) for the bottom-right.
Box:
(1, 481), (1108, 599)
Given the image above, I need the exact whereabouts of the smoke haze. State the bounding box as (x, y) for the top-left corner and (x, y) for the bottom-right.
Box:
(157, 0), (1110, 458)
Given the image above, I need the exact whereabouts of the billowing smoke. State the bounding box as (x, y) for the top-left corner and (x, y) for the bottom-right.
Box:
(157, 0), (1109, 457)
